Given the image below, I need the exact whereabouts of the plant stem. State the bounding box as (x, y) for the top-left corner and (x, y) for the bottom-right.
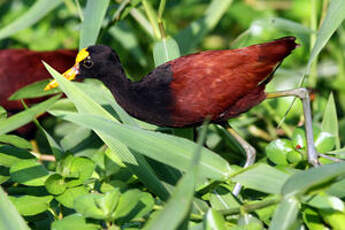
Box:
(158, 0), (166, 20)
(219, 197), (281, 216)
(142, 0), (160, 40)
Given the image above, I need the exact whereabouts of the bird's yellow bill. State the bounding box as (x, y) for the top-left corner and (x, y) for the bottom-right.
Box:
(44, 48), (89, 91)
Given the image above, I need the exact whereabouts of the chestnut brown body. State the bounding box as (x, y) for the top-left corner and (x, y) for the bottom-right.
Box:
(0, 49), (77, 111)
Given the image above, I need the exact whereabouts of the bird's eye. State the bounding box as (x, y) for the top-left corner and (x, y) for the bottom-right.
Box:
(83, 58), (94, 68)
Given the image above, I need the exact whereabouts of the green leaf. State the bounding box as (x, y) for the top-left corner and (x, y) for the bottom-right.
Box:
(0, 135), (32, 150)
(0, 95), (60, 135)
(74, 194), (109, 219)
(238, 214), (263, 230)
(9, 79), (61, 100)
(315, 131), (336, 153)
(269, 197), (299, 230)
(51, 214), (99, 230)
(327, 179), (345, 198)
(9, 195), (53, 216)
(113, 190), (154, 223)
(0, 187), (30, 230)
(209, 185), (240, 210)
(265, 139), (291, 165)
(44, 62), (170, 201)
(231, 163), (290, 194)
(153, 37), (181, 67)
(0, 106), (6, 120)
(204, 209), (226, 230)
(79, 0), (110, 49)
(306, 194), (344, 212)
(10, 159), (49, 186)
(175, 0), (233, 54)
(0, 145), (34, 168)
(319, 209), (345, 230)
(143, 123), (208, 230)
(0, 0), (62, 39)
(45, 174), (66, 195)
(303, 207), (328, 230)
(62, 114), (231, 180)
(321, 92), (340, 149)
(306, 0), (345, 73)
(70, 157), (95, 182)
(56, 186), (89, 209)
(282, 162), (345, 197)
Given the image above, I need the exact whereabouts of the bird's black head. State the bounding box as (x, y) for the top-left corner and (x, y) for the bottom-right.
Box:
(77, 45), (123, 80)
(44, 45), (125, 90)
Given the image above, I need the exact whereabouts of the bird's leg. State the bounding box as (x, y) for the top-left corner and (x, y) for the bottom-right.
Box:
(266, 88), (320, 167)
(222, 123), (256, 196)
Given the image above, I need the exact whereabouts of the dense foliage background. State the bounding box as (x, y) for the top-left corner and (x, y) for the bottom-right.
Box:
(1, 0), (345, 229)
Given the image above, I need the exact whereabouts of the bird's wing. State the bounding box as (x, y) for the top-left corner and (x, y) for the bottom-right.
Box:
(168, 37), (297, 126)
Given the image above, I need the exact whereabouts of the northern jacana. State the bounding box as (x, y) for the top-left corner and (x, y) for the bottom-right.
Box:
(45, 37), (320, 194)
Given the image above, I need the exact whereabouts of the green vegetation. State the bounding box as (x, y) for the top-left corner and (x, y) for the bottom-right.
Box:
(1, 0), (345, 229)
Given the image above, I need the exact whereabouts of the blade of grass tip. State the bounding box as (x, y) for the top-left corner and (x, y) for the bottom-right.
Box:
(43, 62), (170, 201)
(21, 101), (64, 161)
(0, 0), (62, 40)
(79, 0), (110, 50)
(0, 187), (30, 230)
(283, 0), (345, 124)
(321, 92), (340, 149)
(143, 122), (209, 230)
(0, 95), (61, 135)
(74, 0), (84, 21)
(158, 0), (167, 20)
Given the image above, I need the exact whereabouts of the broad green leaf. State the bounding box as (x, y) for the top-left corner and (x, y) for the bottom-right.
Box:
(70, 157), (95, 182)
(44, 62), (170, 201)
(62, 114), (231, 180)
(327, 179), (345, 198)
(282, 162), (345, 197)
(74, 194), (109, 219)
(315, 131), (336, 153)
(265, 139), (291, 165)
(9, 195), (53, 216)
(45, 174), (66, 195)
(306, 194), (344, 212)
(10, 159), (49, 186)
(231, 163), (290, 194)
(175, 0), (233, 54)
(9, 79), (61, 100)
(321, 92), (340, 149)
(113, 190), (154, 223)
(0, 95), (60, 135)
(79, 0), (110, 49)
(51, 214), (98, 230)
(0, 187), (30, 230)
(269, 197), (299, 230)
(153, 37), (181, 67)
(143, 123), (208, 230)
(0, 145), (34, 168)
(0, 0), (62, 39)
(0, 135), (32, 150)
(306, 0), (345, 73)
(56, 186), (89, 209)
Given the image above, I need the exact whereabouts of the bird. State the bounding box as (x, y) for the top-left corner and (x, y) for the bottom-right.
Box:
(45, 36), (320, 194)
